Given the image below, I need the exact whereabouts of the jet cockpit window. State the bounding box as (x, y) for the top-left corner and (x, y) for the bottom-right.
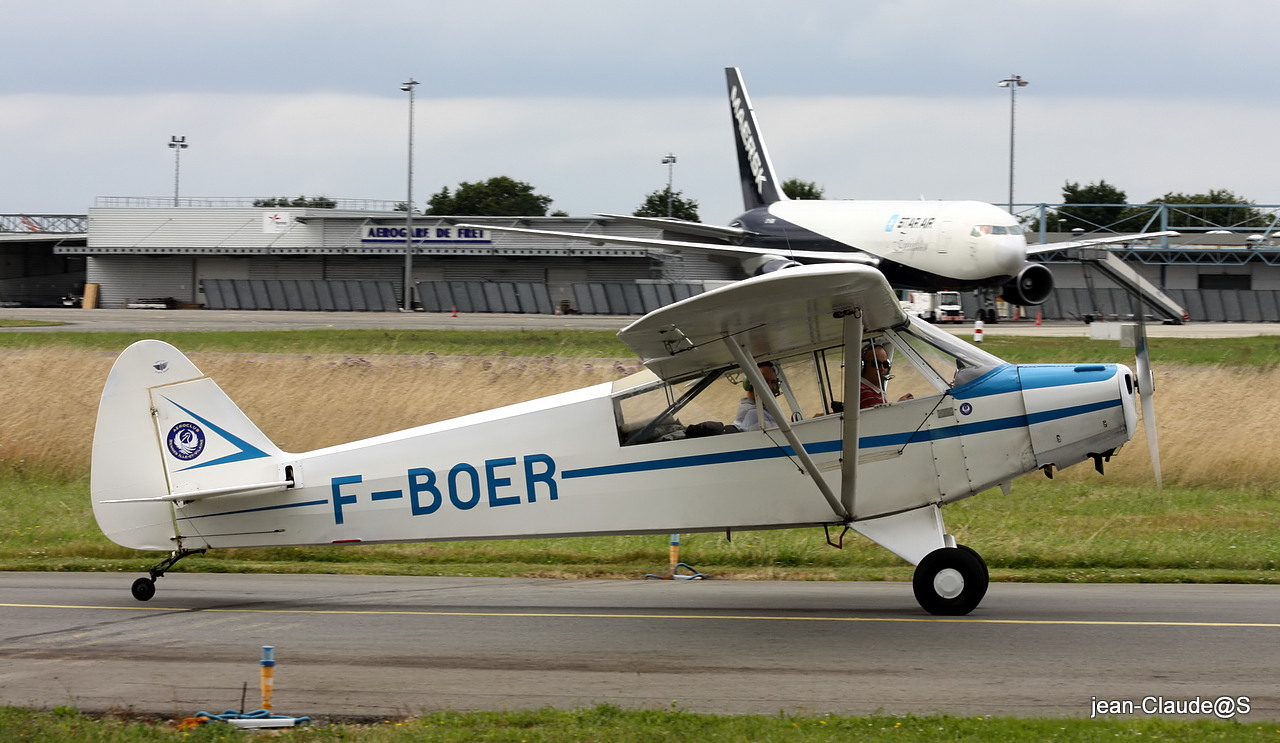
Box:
(971, 225), (1019, 237)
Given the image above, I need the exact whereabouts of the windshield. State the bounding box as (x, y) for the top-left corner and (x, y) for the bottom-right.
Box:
(890, 316), (1006, 388)
(970, 224), (1023, 237)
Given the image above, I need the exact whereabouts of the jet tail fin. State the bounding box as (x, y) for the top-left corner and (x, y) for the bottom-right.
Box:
(726, 67), (787, 210)
(91, 340), (286, 550)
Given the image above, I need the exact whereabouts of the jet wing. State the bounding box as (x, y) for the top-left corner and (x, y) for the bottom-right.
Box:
(457, 223), (880, 266)
(1026, 231), (1179, 255)
(591, 213), (751, 242)
(618, 263), (906, 382)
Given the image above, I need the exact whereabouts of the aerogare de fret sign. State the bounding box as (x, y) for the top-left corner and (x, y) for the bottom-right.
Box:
(360, 225), (491, 243)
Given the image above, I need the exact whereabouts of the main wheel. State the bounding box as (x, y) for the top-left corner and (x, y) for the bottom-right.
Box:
(912, 546), (988, 615)
(955, 543), (989, 583)
(131, 577), (156, 602)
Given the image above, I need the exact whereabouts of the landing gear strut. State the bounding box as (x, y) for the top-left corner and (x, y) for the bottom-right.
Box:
(912, 545), (989, 615)
(974, 289), (1000, 324)
(130, 548), (206, 601)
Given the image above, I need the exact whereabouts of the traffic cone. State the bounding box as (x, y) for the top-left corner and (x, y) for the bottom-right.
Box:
(973, 319), (984, 344)
(1035, 310), (1042, 326)
(451, 305), (458, 318)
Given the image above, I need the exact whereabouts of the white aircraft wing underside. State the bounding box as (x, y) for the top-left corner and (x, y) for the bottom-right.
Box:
(1025, 231), (1179, 255)
(618, 263), (906, 381)
(456, 223), (881, 266)
(593, 213), (750, 241)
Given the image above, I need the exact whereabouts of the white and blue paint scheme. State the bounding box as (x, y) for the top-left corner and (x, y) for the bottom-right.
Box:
(92, 264), (1140, 614)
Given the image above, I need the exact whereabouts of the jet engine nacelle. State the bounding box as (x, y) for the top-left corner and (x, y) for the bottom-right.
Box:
(1000, 262), (1055, 306)
(744, 254), (802, 276)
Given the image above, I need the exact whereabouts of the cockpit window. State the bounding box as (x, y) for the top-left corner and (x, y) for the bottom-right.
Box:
(613, 347), (846, 446)
(612, 320), (1008, 447)
(887, 316), (1005, 388)
(972, 224), (1018, 236)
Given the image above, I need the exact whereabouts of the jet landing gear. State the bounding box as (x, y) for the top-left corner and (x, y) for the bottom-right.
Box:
(131, 548), (206, 601)
(912, 546), (989, 615)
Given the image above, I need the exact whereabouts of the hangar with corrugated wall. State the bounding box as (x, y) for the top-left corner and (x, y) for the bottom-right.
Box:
(74, 201), (739, 313)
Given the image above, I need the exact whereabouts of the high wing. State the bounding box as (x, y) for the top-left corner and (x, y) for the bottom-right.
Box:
(458, 221), (882, 267)
(619, 263), (904, 382)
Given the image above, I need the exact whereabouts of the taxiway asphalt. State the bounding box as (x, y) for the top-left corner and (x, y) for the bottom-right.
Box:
(0, 573), (1275, 720)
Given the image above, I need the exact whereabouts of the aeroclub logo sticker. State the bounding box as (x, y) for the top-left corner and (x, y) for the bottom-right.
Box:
(959, 402), (973, 416)
(167, 421), (206, 461)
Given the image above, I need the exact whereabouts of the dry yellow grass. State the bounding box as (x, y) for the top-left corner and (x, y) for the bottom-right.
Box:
(0, 348), (1272, 488)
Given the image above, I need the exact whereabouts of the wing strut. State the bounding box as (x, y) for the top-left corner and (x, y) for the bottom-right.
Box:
(723, 335), (851, 523)
(839, 310), (863, 518)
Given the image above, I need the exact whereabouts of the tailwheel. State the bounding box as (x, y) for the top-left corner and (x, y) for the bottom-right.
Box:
(129, 548), (206, 602)
(131, 577), (156, 602)
(913, 545), (988, 616)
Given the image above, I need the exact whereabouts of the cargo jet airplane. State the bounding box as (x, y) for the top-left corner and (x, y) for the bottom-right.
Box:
(468, 68), (1173, 322)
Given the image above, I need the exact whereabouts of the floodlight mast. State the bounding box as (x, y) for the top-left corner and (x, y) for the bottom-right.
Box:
(997, 74), (1028, 214)
(401, 78), (420, 311)
(661, 153), (677, 218)
(168, 136), (188, 207)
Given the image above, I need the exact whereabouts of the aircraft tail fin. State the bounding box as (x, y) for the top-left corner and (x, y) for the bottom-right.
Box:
(726, 67), (787, 210)
(91, 340), (286, 550)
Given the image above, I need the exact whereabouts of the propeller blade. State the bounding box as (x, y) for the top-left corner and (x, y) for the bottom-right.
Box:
(1133, 313), (1162, 489)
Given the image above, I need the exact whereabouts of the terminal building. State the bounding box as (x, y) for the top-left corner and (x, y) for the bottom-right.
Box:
(4, 199), (1280, 321)
(61, 199), (739, 315)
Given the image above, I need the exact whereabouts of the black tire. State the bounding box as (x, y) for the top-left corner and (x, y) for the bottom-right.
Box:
(912, 546), (988, 615)
(955, 543), (989, 583)
(131, 577), (156, 602)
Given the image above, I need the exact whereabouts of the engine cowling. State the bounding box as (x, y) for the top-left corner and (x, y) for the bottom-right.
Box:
(1000, 263), (1054, 306)
(744, 254), (802, 276)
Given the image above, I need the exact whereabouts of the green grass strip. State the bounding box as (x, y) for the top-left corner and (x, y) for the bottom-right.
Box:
(2, 704), (1275, 741)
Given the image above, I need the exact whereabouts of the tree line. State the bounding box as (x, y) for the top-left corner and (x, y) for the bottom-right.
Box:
(395, 176), (827, 222)
(255, 177), (1265, 232)
(1052, 181), (1270, 231)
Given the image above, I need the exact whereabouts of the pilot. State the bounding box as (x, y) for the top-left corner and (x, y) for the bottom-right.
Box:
(860, 344), (913, 408)
(732, 361), (780, 431)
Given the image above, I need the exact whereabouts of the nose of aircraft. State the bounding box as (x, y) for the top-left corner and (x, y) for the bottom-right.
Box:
(991, 234), (1028, 275)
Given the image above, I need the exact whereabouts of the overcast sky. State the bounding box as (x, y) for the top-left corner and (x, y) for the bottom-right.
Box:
(4, 1), (1277, 225)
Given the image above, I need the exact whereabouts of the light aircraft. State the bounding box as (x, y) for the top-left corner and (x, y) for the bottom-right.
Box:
(464, 68), (1175, 322)
(91, 263), (1153, 615)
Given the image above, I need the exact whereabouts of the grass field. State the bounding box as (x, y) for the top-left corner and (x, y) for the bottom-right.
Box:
(4, 704), (1277, 741)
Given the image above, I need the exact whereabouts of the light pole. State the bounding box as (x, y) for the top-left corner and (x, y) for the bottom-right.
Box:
(997, 74), (1028, 214)
(661, 153), (677, 218)
(168, 136), (188, 207)
(400, 78), (419, 311)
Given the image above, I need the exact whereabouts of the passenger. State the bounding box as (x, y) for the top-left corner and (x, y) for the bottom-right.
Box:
(732, 361), (780, 431)
(860, 344), (913, 409)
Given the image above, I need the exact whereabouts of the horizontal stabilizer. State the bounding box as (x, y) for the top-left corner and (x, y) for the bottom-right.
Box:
(101, 479), (293, 504)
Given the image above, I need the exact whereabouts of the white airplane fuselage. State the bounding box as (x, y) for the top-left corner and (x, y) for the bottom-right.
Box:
(732, 199), (1028, 290)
